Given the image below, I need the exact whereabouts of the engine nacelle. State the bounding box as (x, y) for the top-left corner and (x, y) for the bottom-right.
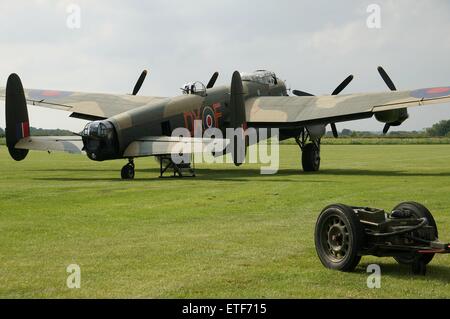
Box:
(306, 124), (326, 140)
(375, 108), (409, 127)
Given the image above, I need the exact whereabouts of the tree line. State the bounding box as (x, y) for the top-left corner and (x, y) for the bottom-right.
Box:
(328, 119), (450, 138)
(0, 127), (73, 137)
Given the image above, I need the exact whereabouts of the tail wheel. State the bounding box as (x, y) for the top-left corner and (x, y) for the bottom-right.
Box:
(302, 143), (320, 172)
(392, 201), (438, 266)
(314, 204), (365, 272)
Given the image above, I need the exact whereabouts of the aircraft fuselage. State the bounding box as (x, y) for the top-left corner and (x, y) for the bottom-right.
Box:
(82, 75), (288, 161)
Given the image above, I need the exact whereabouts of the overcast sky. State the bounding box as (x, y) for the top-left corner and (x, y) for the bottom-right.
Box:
(1, 0), (450, 132)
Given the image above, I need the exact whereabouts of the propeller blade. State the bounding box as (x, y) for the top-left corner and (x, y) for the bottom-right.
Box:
(331, 75), (354, 95)
(230, 71), (247, 166)
(377, 66), (396, 91)
(206, 71), (219, 89)
(383, 123), (391, 135)
(132, 70), (148, 95)
(292, 90), (314, 96)
(330, 123), (338, 138)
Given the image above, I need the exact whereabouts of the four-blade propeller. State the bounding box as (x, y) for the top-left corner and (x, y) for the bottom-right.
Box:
(330, 75), (354, 137)
(377, 66), (397, 134)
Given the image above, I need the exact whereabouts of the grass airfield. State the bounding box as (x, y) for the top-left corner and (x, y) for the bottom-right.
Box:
(0, 144), (449, 298)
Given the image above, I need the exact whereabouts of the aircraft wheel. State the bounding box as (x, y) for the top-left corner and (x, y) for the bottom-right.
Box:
(302, 143), (320, 172)
(392, 202), (437, 266)
(315, 204), (365, 272)
(121, 163), (135, 180)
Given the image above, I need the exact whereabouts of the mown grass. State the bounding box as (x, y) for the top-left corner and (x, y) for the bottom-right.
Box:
(0, 144), (449, 298)
(284, 137), (450, 145)
(321, 137), (450, 145)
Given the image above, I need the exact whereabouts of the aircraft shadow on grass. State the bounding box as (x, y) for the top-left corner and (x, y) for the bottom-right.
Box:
(30, 167), (450, 182)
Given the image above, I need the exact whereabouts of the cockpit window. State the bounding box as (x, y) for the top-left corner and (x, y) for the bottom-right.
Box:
(241, 70), (277, 86)
(181, 81), (206, 96)
(98, 123), (108, 137)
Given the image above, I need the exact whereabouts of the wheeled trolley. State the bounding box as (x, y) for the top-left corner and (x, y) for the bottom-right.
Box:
(314, 202), (449, 275)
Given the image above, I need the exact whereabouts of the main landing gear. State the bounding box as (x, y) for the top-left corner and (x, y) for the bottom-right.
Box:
(295, 128), (321, 172)
(121, 159), (135, 180)
(120, 155), (196, 180)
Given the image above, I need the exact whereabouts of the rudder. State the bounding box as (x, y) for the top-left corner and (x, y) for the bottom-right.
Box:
(5, 73), (29, 161)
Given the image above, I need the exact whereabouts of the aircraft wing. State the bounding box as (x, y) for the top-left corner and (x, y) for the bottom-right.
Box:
(245, 87), (450, 125)
(123, 136), (229, 157)
(14, 136), (84, 154)
(0, 87), (166, 120)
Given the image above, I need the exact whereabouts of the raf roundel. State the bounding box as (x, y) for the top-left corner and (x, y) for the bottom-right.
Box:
(27, 89), (73, 100)
(410, 86), (450, 99)
(202, 106), (216, 129)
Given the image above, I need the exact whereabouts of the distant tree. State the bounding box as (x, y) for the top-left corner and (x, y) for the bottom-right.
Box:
(0, 127), (73, 138)
(30, 127), (73, 136)
(426, 120), (450, 137)
(341, 129), (353, 137)
(388, 130), (427, 138)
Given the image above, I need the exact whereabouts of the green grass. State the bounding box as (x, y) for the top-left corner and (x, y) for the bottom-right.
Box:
(296, 137), (450, 145)
(0, 144), (449, 298)
(321, 137), (450, 145)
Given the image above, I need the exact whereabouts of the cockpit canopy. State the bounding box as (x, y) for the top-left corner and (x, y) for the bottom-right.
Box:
(241, 70), (278, 86)
(181, 81), (207, 96)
